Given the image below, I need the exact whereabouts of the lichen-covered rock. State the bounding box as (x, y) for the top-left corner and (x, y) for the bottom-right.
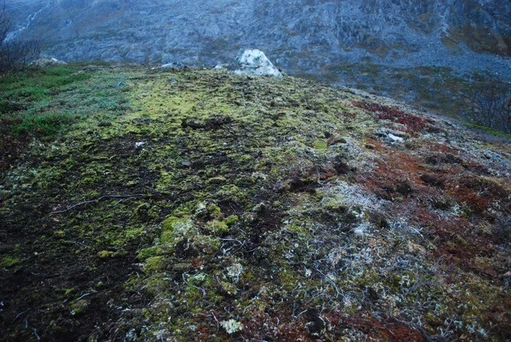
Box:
(30, 57), (67, 67)
(234, 49), (282, 78)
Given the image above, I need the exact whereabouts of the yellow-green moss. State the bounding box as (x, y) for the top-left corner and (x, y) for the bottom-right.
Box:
(144, 256), (165, 272)
(0, 256), (21, 268)
(207, 204), (223, 220)
(224, 215), (239, 226)
(97, 250), (115, 259)
(205, 220), (229, 235)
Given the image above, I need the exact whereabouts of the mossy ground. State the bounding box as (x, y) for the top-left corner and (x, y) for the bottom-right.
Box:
(0, 64), (510, 341)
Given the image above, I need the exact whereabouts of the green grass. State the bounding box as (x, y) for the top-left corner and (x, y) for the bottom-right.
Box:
(462, 120), (511, 139)
(13, 111), (79, 140)
(0, 63), (131, 141)
(0, 65), (89, 139)
(1, 65), (90, 102)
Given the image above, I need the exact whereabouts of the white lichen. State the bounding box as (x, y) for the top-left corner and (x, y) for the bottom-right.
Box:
(220, 319), (243, 334)
(226, 262), (243, 283)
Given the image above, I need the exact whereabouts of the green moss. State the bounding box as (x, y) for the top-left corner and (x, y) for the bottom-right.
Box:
(0, 256), (21, 268)
(224, 215), (239, 226)
(279, 268), (299, 291)
(313, 139), (328, 151)
(208, 176), (227, 184)
(137, 246), (164, 259)
(216, 184), (248, 203)
(70, 299), (89, 316)
(207, 204), (223, 220)
(160, 217), (194, 246)
(205, 220), (229, 235)
(63, 287), (76, 296)
(162, 216), (191, 232)
(286, 223), (310, 237)
(97, 250), (115, 259)
(144, 256), (165, 272)
(124, 227), (145, 240)
(219, 280), (238, 296)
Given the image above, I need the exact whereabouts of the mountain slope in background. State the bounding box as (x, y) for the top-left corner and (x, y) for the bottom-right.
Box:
(7, 0), (510, 76)
(6, 0), (510, 125)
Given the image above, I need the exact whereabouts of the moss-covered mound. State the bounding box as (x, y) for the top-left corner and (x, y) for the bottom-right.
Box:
(0, 64), (510, 341)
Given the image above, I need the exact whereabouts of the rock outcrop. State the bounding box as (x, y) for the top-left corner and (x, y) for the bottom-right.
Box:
(30, 57), (67, 67)
(6, 0), (509, 78)
(233, 49), (282, 77)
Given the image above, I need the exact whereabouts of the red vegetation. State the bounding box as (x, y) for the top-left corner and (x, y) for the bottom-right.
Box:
(323, 312), (426, 342)
(352, 100), (433, 133)
(358, 140), (426, 198)
(447, 175), (510, 219)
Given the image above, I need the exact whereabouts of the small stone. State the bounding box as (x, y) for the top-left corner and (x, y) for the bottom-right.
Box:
(387, 133), (404, 143)
(180, 159), (192, 167)
(327, 135), (347, 146)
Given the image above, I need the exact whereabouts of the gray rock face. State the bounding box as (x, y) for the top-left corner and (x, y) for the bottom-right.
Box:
(4, 0), (511, 112)
(5, 0), (509, 79)
(234, 49), (282, 77)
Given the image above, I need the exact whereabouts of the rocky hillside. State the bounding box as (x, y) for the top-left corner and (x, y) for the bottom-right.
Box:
(0, 64), (510, 341)
(6, 0), (509, 76)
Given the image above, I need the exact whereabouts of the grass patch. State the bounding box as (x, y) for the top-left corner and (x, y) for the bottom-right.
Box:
(0, 64), (92, 140)
(13, 111), (79, 140)
(0, 63), (132, 173)
(0, 65), (90, 103)
(462, 120), (511, 139)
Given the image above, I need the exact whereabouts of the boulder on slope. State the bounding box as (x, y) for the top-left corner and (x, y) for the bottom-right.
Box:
(234, 49), (282, 78)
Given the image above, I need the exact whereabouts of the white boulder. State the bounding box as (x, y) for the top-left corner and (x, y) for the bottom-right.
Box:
(234, 49), (282, 78)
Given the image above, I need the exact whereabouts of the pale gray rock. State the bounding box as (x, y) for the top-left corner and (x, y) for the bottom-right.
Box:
(30, 57), (67, 67)
(234, 49), (282, 78)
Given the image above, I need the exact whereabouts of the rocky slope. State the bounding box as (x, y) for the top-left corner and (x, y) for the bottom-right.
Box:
(6, 0), (510, 75)
(0, 64), (510, 341)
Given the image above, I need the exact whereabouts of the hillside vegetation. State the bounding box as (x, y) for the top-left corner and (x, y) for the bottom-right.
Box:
(0, 64), (510, 341)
